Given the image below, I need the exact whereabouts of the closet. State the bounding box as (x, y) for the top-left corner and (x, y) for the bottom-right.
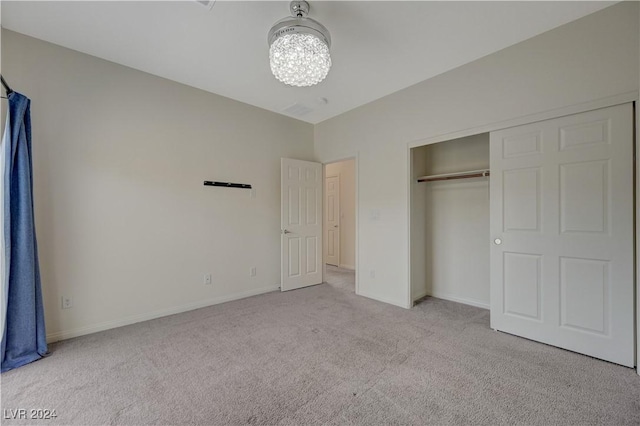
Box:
(410, 133), (490, 308)
(410, 103), (635, 368)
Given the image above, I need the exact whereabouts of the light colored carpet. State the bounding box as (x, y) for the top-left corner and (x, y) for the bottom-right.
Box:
(2, 270), (639, 425)
(325, 265), (355, 293)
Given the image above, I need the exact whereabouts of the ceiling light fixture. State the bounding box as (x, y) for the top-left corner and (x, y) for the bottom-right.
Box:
(268, 1), (332, 87)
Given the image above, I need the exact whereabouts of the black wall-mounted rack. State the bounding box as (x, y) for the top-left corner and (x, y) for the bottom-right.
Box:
(204, 181), (252, 189)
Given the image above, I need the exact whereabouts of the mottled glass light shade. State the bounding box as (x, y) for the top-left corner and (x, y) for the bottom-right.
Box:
(269, 33), (331, 87)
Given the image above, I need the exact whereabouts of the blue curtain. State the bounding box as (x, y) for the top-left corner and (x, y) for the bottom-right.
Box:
(1, 91), (47, 372)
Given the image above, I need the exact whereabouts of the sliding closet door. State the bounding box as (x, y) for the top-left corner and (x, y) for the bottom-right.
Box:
(489, 103), (634, 367)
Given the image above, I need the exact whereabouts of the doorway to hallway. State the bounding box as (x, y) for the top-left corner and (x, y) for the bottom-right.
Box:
(324, 159), (356, 271)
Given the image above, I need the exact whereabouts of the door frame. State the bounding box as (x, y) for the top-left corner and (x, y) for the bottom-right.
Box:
(322, 155), (359, 295)
(406, 90), (639, 372)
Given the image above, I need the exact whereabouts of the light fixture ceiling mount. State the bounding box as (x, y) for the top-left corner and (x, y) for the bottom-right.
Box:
(268, 1), (332, 87)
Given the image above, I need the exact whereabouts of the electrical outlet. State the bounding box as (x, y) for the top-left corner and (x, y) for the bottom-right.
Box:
(249, 189), (256, 199)
(204, 274), (212, 285)
(61, 296), (73, 309)
(370, 270), (376, 279)
(250, 267), (257, 277)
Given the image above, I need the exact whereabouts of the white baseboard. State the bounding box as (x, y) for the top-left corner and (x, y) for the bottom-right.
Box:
(46, 285), (280, 343)
(357, 289), (412, 309)
(412, 290), (429, 303)
(339, 264), (355, 270)
(427, 292), (490, 310)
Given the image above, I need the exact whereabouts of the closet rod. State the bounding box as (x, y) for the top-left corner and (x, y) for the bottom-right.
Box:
(0, 75), (13, 96)
(417, 169), (490, 183)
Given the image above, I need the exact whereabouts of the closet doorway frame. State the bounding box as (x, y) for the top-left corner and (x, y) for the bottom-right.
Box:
(406, 90), (639, 374)
(322, 155), (360, 295)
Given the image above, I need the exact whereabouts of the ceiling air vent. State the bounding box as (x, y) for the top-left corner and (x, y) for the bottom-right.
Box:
(283, 102), (314, 117)
(196, 0), (215, 10)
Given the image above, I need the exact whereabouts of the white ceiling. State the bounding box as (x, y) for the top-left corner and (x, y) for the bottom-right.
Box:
(1, 1), (615, 124)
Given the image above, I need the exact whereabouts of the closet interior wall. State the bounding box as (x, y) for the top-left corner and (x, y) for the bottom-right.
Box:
(411, 133), (491, 308)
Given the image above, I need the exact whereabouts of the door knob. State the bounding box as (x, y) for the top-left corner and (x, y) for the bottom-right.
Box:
(283, 229), (292, 234)
(333, 225), (338, 228)
(494, 238), (502, 245)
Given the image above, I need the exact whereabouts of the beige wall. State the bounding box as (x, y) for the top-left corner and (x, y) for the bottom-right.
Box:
(325, 159), (356, 270)
(314, 2), (639, 308)
(2, 30), (314, 341)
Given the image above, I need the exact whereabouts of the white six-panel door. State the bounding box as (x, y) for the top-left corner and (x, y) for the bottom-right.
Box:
(489, 103), (634, 367)
(325, 175), (340, 266)
(281, 158), (323, 291)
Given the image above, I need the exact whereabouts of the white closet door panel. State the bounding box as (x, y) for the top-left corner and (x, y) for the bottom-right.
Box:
(490, 103), (633, 367)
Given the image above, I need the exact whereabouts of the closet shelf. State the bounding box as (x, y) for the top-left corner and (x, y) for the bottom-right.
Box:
(417, 169), (490, 183)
